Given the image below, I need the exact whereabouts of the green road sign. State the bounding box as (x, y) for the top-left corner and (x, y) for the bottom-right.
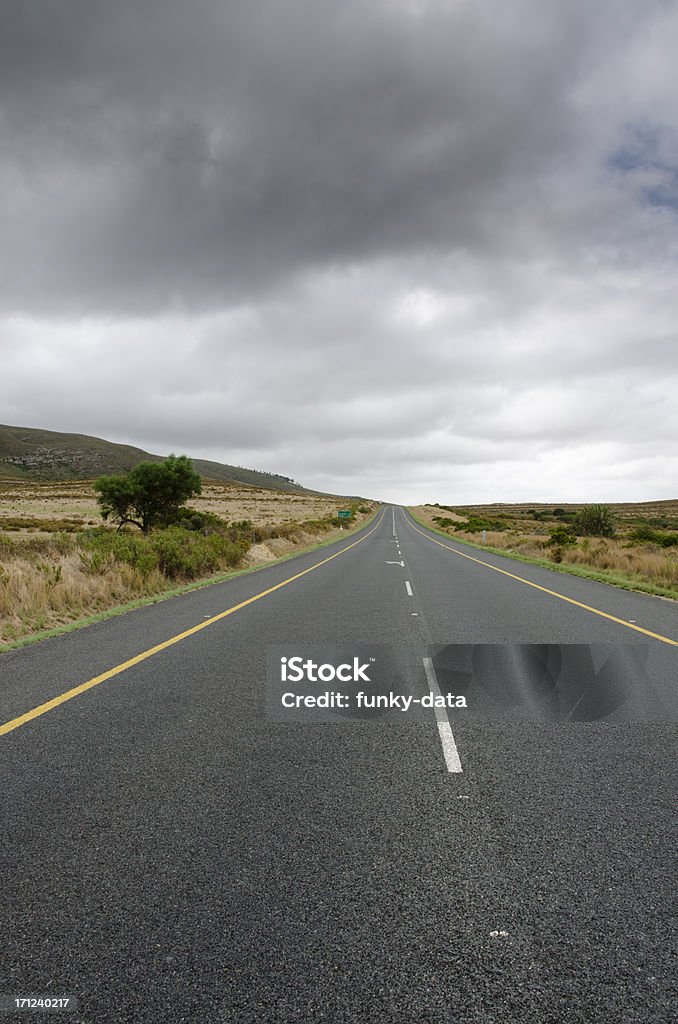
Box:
(337, 510), (352, 518)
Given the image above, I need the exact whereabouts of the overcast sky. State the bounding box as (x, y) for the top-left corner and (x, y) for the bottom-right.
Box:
(2, 0), (677, 502)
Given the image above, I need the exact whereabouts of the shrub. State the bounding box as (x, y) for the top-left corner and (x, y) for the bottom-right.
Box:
(548, 527), (577, 547)
(629, 525), (678, 548)
(173, 507), (225, 533)
(149, 528), (243, 579)
(231, 519), (253, 530)
(630, 524), (658, 543)
(80, 549), (116, 576)
(83, 531), (159, 577)
(455, 516), (507, 533)
(80, 526), (244, 582)
(37, 563), (63, 588)
(575, 504), (616, 538)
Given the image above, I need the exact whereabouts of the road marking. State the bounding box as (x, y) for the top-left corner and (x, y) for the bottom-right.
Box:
(405, 514), (678, 647)
(392, 507), (396, 536)
(0, 511), (386, 739)
(405, 581), (413, 596)
(423, 657), (462, 773)
(385, 560), (405, 567)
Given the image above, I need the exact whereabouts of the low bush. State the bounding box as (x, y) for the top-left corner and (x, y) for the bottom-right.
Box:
(455, 516), (507, 533)
(173, 507), (226, 533)
(575, 504), (616, 538)
(629, 525), (678, 547)
(0, 516), (86, 532)
(432, 516), (458, 528)
(548, 527), (577, 547)
(80, 526), (244, 581)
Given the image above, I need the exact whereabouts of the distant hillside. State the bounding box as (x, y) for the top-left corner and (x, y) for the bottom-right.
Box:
(0, 424), (314, 493)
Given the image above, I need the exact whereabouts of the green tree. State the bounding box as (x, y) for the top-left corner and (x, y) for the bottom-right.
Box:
(94, 455), (202, 534)
(575, 503), (616, 538)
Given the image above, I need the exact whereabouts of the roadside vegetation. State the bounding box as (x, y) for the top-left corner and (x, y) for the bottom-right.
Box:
(411, 500), (678, 600)
(0, 469), (374, 645)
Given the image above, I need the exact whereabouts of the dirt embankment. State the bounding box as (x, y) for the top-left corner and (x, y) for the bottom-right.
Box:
(242, 522), (361, 566)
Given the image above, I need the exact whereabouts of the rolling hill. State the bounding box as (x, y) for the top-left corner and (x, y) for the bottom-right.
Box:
(0, 424), (314, 493)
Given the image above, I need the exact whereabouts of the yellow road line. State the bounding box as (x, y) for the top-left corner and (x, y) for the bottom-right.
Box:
(0, 511), (385, 738)
(404, 512), (678, 647)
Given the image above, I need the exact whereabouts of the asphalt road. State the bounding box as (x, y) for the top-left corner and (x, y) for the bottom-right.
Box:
(1, 507), (676, 1023)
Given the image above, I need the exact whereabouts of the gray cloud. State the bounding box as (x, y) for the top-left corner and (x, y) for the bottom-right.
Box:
(0, 0), (657, 313)
(1, 0), (677, 501)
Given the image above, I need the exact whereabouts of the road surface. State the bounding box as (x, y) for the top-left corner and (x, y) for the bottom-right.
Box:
(1, 507), (676, 1022)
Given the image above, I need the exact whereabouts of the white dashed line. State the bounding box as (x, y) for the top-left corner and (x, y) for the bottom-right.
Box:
(405, 581), (413, 596)
(423, 657), (463, 774)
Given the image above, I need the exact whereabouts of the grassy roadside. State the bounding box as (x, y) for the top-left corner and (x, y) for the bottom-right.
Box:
(407, 508), (678, 603)
(0, 508), (381, 653)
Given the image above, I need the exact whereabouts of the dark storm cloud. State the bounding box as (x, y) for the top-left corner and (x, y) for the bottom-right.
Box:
(0, 0), (648, 314)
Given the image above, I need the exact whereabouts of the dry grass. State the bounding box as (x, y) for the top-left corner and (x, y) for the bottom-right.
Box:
(0, 479), (348, 531)
(0, 548), (154, 626)
(429, 498), (678, 523)
(410, 502), (678, 597)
